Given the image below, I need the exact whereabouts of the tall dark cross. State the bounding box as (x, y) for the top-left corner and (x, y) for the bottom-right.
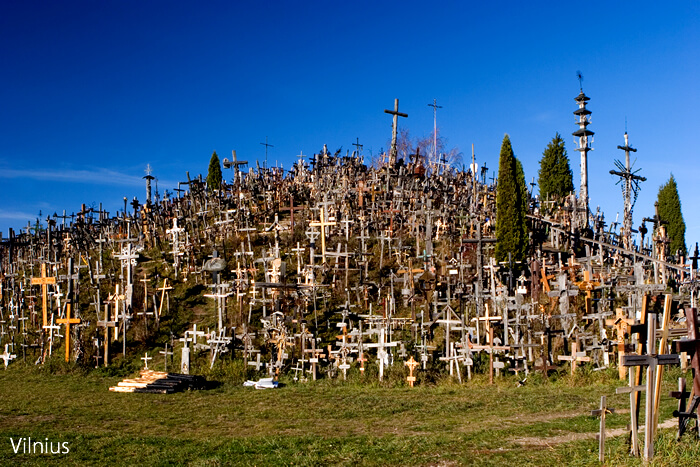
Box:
(609, 132), (646, 249)
(260, 137), (274, 169)
(352, 138), (363, 158)
(428, 99), (442, 164)
(384, 99), (408, 165)
(143, 164), (155, 206)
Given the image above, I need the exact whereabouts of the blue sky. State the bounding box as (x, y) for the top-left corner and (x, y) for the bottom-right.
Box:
(1, 1), (698, 248)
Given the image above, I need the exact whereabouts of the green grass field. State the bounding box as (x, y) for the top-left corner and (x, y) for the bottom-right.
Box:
(1, 363), (699, 466)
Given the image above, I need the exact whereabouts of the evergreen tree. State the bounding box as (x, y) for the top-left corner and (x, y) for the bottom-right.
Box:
(657, 174), (686, 257)
(537, 133), (574, 206)
(495, 135), (528, 263)
(207, 151), (222, 192)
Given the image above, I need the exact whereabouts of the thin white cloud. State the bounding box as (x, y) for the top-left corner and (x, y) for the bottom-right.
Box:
(0, 209), (42, 221)
(0, 166), (143, 187)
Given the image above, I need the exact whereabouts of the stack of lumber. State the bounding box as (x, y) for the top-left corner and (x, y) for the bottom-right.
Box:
(109, 370), (207, 394)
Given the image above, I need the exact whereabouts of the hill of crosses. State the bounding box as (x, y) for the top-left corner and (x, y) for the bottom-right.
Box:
(0, 90), (697, 423)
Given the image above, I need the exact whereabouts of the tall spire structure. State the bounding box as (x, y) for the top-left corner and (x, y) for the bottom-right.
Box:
(610, 131), (646, 250)
(572, 75), (594, 226)
(143, 164), (155, 206)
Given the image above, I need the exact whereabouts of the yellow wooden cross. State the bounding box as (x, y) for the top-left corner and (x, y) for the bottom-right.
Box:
(606, 307), (634, 379)
(31, 263), (56, 330)
(405, 356), (420, 387)
(56, 301), (81, 362)
(576, 270), (600, 315)
(157, 278), (173, 319)
(309, 205), (336, 264)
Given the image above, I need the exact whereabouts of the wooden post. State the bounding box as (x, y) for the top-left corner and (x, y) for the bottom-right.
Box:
(616, 362), (645, 456)
(652, 294), (673, 435)
(591, 395), (614, 462)
(644, 313), (657, 461)
(669, 377), (692, 441)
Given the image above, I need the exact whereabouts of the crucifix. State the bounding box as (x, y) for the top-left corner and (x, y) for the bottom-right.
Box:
(384, 98), (408, 165)
(405, 355), (419, 387)
(31, 262), (56, 331)
(605, 307), (635, 380)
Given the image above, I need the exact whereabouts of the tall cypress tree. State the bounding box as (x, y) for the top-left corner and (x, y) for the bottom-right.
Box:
(657, 174), (686, 257)
(537, 133), (573, 206)
(207, 151), (222, 192)
(495, 135), (528, 263)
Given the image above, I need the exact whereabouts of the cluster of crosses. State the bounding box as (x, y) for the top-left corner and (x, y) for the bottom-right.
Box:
(1, 94), (699, 459)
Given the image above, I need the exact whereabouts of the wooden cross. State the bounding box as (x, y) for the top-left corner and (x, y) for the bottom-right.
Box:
(673, 307), (700, 439)
(471, 328), (510, 384)
(364, 326), (398, 381)
(652, 294), (674, 433)
(279, 194), (303, 230)
(56, 259), (81, 362)
(590, 395), (615, 462)
(306, 339), (325, 381)
(616, 356), (645, 456)
(97, 301), (117, 366)
(141, 352), (152, 369)
(557, 341), (591, 375)
(405, 356), (419, 387)
(669, 377), (694, 441)
(309, 202), (336, 264)
(160, 343), (174, 372)
(384, 98), (408, 164)
(31, 263), (56, 330)
(475, 302), (502, 345)
(605, 307), (634, 379)
(156, 278), (173, 320)
(247, 353), (263, 371)
(1, 343), (16, 369)
(42, 313), (61, 359)
(622, 313), (680, 461)
(576, 270), (600, 315)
